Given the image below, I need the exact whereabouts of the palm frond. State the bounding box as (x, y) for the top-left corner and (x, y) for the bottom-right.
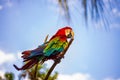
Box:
(57, 0), (113, 28)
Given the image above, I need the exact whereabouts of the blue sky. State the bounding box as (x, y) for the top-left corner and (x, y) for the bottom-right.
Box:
(0, 0), (120, 80)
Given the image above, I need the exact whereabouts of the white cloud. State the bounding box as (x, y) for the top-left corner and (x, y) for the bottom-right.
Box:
(0, 71), (5, 79)
(0, 50), (22, 79)
(57, 73), (94, 80)
(0, 50), (16, 65)
(0, 5), (3, 10)
(104, 77), (120, 80)
(17, 52), (22, 60)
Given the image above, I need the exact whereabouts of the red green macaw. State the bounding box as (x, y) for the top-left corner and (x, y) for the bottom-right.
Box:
(13, 26), (74, 70)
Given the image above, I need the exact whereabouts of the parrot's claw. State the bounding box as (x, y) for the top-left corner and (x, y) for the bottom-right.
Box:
(62, 56), (64, 59)
(59, 56), (64, 59)
(54, 58), (61, 63)
(57, 54), (64, 59)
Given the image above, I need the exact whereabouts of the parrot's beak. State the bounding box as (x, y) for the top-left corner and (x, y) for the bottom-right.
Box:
(71, 31), (74, 39)
(66, 30), (74, 39)
(65, 29), (74, 39)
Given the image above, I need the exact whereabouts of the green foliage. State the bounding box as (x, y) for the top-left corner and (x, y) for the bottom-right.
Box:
(18, 63), (58, 80)
(57, 0), (113, 28)
(4, 72), (14, 80)
(0, 64), (58, 80)
(0, 76), (3, 80)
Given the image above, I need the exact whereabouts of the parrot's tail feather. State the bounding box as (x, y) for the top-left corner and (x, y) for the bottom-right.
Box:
(21, 59), (39, 70)
(21, 55), (29, 59)
(23, 56), (38, 62)
(22, 50), (31, 55)
(13, 59), (39, 70)
(14, 55), (45, 70)
(13, 64), (21, 71)
(21, 51), (31, 59)
(23, 54), (45, 62)
(23, 58), (31, 62)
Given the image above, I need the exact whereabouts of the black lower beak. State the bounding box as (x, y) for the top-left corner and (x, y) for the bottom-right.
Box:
(67, 33), (72, 38)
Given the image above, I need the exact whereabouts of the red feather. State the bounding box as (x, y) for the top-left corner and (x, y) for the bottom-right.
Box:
(21, 50), (31, 59)
(50, 26), (72, 41)
(13, 59), (38, 70)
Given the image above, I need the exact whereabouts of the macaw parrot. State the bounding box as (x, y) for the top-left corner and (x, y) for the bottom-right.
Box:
(13, 26), (74, 70)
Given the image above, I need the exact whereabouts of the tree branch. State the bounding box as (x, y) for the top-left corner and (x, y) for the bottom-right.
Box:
(44, 38), (74, 80)
(34, 35), (49, 80)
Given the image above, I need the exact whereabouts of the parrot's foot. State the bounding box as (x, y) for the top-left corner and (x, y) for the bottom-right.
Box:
(61, 55), (64, 59)
(54, 58), (61, 63)
(56, 55), (64, 59)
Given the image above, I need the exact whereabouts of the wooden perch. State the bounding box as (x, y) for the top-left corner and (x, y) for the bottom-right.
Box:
(34, 35), (49, 80)
(44, 38), (74, 80)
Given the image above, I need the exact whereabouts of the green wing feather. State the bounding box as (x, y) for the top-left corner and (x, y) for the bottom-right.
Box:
(43, 37), (68, 57)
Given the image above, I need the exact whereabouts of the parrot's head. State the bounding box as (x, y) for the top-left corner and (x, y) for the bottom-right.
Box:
(55, 26), (74, 39)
